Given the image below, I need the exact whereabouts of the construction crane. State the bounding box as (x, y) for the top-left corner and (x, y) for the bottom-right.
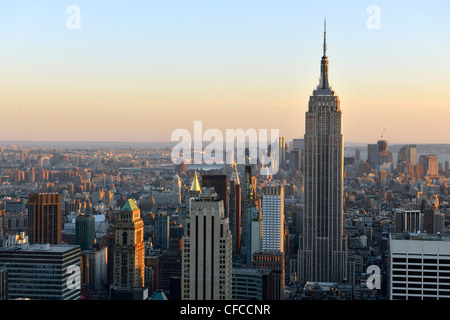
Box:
(381, 129), (386, 140)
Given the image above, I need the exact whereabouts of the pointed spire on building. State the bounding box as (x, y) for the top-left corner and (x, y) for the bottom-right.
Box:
(190, 171), (201, 193)
(314, 18), (334, 96)
(323, 17), (327, 57)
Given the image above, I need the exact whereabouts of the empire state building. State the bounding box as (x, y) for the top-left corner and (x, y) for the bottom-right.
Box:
(298, 21), (348, 283)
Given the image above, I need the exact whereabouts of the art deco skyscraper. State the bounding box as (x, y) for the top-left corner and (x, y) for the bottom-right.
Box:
(298, 21), (348, 283)
(113, 199), (145, 289)
(181, 188), (232, 300)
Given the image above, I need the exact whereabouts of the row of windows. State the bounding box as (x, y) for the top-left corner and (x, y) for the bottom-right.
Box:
(393, 258), (450, 264)
(393, 277), (450, 284)
(392, 264), (450, 271)
(393, 272), (450, 278)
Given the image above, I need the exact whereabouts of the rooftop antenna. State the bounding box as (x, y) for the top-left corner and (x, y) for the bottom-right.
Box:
(323, 17), (327, 57)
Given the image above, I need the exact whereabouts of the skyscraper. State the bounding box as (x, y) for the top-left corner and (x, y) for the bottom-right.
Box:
(27, 192), (62, 245)
(75, 213), (95, 251)
(298, 21), (348, 283)
(419, 155), (439, 177)
(113, 199), (145, 290)
(181, 188), (232, 300)
(278, 136), (287, 170)
(154, 211), (170, 250)
(229, 167), (241, 256)
(367, 144), (379, 169)
(397, 144), (417, 174)
(0, 243), (81, 300)
(261, 185), (284, 253)
(398, 144), (417, 166)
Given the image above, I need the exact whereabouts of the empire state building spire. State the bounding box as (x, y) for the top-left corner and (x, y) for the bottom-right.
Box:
(315, 18), (334, 96)
(323, 18), (327, 57)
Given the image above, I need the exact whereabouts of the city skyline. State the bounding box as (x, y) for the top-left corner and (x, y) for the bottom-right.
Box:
(3, 1), (450, 308)
(0, 1), (449, 144)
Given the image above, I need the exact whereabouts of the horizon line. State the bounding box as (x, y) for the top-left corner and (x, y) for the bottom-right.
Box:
(0, 140), (449, 146)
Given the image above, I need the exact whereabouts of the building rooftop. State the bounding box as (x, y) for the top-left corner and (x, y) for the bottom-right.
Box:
(232, 267), (273, 276)
(0, 243), (80, 253)
(390, 232), (450, 242)
(121, 199), (139, 212)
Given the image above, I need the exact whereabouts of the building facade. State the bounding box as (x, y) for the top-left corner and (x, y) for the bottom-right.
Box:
(0, 266), (7, 300)
(75, 213), (95, 251)
(181, 188), (232, 300)
(27, 192), (62, 245)
(154, 211), (170, 250)
(298, 22), (348, 284)
(395, 209), (423, 234)
(261, 185), (284, 253)
(0, 243), (81, 300)
(232, 267), (273, 300)
(389, 233), (450, 300)
(113, 199), (145, 289)
(250, 251), (285, 300)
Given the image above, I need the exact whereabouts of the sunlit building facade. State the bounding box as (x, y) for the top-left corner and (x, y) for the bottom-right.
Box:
(181, 188), (232, 300)
(27, 192), (62, 245)
(298, 22), (348, 284)
(113, 199), (145, 289)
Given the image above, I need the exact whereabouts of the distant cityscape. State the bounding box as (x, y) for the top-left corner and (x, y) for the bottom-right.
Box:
(2, 138), (450, 301)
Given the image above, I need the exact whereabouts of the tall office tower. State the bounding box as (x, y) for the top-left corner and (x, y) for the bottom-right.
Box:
(261, 185), (284, 253)
(113, 199), (145, 289)
(419, 155), (439, 177)
(355, 148), (361, 162)
(389, 233), (450, 300)
(181, 188), (232, 300)
(241, 167), (260, 258)
(27, 192), (62, 245)
(278, 136), (287, 170)
(201, 174), (229, 217)
(377, 139), (391, 165)
(0, 243), (81, 300)
(229, 168), (241, 256)
(154, 211), (170, 250)
(298, 22), (348, 284)
(367, 144), (379, 168)
(289, 148), (301, 172)
(75, 213), (95, 251)
(398, 145), (417, 166)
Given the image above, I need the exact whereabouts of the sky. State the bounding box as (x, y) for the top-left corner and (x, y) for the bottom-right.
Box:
(0, 0), (449, 144)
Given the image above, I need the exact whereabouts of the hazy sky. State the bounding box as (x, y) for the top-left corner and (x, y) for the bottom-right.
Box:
(0, 0), (449, 144)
